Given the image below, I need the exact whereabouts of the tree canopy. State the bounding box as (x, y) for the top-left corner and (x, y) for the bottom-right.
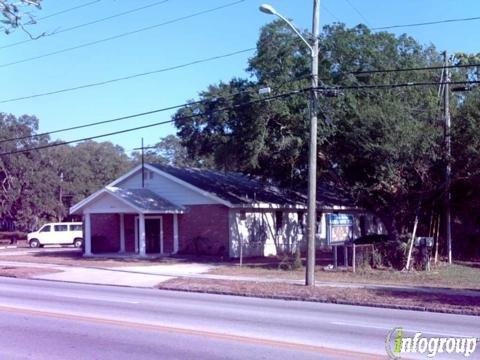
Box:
(1, 0), (41, 34)
(173, 21), (479, 241)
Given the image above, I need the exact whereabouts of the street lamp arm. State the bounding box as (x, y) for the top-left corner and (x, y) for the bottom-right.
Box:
(274, 12), (315, 55)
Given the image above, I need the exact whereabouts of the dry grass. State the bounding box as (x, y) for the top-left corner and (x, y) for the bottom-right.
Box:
(158, 278), (480, 315)
(0, 266), (61, 278)
(210, 261), (480, 290)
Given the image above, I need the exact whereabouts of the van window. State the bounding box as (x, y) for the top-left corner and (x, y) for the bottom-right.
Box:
(40, 225), (51, 232)
(70, 224), (82, 231)
(54, 225), (68, 232)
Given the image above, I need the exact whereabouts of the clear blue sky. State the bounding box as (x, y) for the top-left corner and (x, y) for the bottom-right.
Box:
(1, 0), (479, 154)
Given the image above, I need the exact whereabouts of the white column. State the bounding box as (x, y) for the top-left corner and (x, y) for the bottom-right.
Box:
(119, 213), (125, 253)
(139, 213), (146, 257)
(173, 214), (179, 254)
(84, 213), (92, 256)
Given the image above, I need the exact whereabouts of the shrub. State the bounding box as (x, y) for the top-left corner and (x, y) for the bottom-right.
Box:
(374, 240), (408, 269)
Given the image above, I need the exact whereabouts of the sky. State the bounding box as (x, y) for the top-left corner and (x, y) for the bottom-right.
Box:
(1, 0), (479, 155)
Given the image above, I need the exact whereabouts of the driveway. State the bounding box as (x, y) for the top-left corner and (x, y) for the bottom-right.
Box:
(0, 247), (214, 287)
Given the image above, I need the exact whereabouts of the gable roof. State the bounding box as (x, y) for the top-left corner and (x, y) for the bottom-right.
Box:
(107, 187), (184, 213)
(70, 186), (184, 215)
(148, 163), (356, 210)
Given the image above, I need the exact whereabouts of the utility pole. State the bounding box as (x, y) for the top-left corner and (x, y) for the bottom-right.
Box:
(305, 0), (320, 286)
(259, 1), (320, 286)
(141, 138), (145, 188)
(443, 51), (452, 264)
(58, 172), (64, 222)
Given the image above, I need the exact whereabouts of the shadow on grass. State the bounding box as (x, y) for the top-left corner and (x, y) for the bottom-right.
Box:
(369, 288), (480, 309)
(455, 260), (480, 269)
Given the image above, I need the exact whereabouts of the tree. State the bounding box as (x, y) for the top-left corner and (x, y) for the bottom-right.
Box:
(48, 141), (131, 206)
(131, 135), (205, 167)
(0, 113), (61, 231)
(1, 0), (41, 35)
(173, 22), (447, 239)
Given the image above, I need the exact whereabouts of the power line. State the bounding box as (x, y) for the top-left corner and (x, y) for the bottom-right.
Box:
(3, 60), (478, 105)
(0, 48), (256, 104)
(0, 88), (309, 156)
(317, 79), (480, 91)
(343, 0), (371, 26)
(1, 0), (170, 50)
(2, 79), (478, 155)
(372, 15), (480, 31)
(349, 62), (480, 76)
(0, 0), (246, 69)
(0, 76), (305, 144)
(32, 0), (103, 22)
(321, 4), (341, 23)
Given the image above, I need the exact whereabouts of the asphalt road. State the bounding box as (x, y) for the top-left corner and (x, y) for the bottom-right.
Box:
(0, 277), (477, 359)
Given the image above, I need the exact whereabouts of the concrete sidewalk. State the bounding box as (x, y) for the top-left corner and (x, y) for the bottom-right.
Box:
(1, 260), (479, 297)
(0, 260), (214, 287)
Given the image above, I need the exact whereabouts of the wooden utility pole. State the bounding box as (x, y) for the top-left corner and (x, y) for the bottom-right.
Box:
(444, 51), (453, 264)
(305, 0), (320, 287)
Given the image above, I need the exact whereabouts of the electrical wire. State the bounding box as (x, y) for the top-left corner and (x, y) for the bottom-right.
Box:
(1, 0), (170, 50)
(3, 60), (478, 105)
(0, 48), (256, 104)
(343, 0), (371, 26)
(348, 62), (480, 76)
(0, 0), (246, 69)
(372, 15), (480, 31)
(0, 87), (309, 156)
(30, 0), (102, 22)
(317, 79), (480, 91)
(0, 76), (307, 144)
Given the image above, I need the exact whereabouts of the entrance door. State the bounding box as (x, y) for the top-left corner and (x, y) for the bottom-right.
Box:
(134, 216), (164, 254)
(145, 218), (162, 254)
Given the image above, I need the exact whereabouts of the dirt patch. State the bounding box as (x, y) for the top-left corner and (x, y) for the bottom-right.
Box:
(0, 266), (61, 279)
(158, 278), (480, 316)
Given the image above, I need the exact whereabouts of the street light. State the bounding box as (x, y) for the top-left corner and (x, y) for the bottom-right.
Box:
(260, 2), (320, 286)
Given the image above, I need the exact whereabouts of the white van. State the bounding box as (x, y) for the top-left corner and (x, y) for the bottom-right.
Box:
(27, 222), (83, 248)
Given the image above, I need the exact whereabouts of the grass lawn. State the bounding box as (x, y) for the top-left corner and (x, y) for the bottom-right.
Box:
(0, 266), (61, 278)
(158, 278), (480, 315)
(210, 260), (480, 290)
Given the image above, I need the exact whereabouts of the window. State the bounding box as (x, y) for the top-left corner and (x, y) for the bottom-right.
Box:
(70, 224), (82, 231)
(297, 211), (305, 233)
(239, 210), (246, 221)
(54, 225), (68, 232)
(275, 211), (283, 231)
(40, 225), (51, 232)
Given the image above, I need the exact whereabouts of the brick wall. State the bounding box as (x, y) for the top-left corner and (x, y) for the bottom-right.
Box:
(124, 214), (136, 253)
(162, 214), (173, 254)
(91, 214), (120, 253)
(178, 205), (229, 256)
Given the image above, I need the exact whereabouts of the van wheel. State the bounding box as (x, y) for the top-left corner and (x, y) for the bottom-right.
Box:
(73, 238), (83, 248)
(29, 239), (40, 248)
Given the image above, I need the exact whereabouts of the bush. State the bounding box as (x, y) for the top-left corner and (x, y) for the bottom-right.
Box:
(354, 234), (389, 244)
(374, 240), (408, 269)
(278, 248), (303, 271)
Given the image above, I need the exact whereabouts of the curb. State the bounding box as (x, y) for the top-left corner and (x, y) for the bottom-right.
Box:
(156, 285), (480, 317)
